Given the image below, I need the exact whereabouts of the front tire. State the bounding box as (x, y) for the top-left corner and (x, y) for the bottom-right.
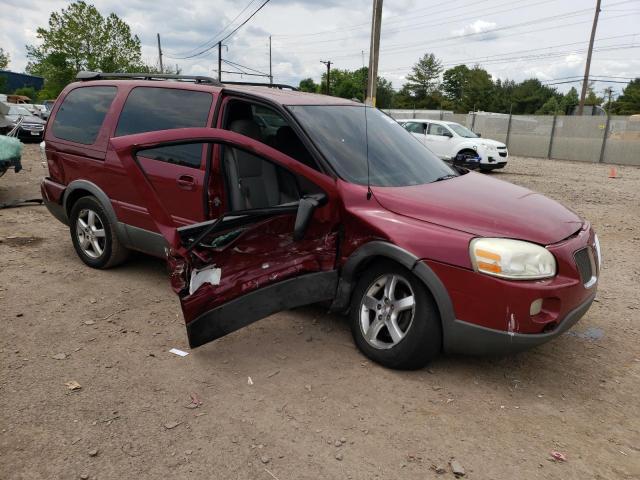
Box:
(349, 261), (442, 370)
(69, 196), (128, 269)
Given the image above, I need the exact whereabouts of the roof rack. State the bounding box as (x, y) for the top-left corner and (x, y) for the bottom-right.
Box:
(76, 72), (299, 91)
(223, 81), (299, 91)
(76, 71), (222, 86)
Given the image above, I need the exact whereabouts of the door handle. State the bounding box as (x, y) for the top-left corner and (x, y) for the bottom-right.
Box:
(177, 175), (196, 191)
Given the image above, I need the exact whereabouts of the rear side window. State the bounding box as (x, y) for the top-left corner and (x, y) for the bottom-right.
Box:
(115, 87), (212, 136)
(52, 86), (117, 145)
(141, 143), (205, 168)
(116, 87), (213, 168)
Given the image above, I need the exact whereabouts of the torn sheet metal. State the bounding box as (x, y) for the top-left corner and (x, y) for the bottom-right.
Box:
(189, 265), (222, 295)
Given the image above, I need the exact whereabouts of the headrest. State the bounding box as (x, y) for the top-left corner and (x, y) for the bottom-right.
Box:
(229, 119), (262, 141)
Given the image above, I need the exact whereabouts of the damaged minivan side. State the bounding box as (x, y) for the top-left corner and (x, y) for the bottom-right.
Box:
(41, 75), (599, 369)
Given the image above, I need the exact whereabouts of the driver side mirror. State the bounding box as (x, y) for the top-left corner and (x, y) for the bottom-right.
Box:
(293, 193), (327, 241)
(442, 130), (453, 138)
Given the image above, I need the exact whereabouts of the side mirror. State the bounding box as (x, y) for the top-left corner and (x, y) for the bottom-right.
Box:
(293, 193), (327, 241)
(443, 131), (453, 138)
(476, 132), (482, 137)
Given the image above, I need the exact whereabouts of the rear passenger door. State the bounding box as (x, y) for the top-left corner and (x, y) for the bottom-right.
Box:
(113, 87), (215, 226)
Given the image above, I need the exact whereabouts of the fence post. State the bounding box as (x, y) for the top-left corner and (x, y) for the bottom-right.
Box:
(471, 112), (476, 131)
(599, 114), (611, 163)
(505, 112), (513, 148)
(412, 104), (416, 119)
(547, 114), (557, 159)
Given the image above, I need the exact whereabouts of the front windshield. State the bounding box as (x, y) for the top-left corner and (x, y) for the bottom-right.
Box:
(448, 123), (477, 138)
(288, 105), (456, 187)
(9, 106), (30, 116)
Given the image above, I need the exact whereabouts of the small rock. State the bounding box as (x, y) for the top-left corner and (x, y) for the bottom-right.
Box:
(334, 440), (342, 447)
(450, 459), (465, 477)
(335, 452), (343, 461)
(305, 384), (311, 392)
(431, 464), (447, 474)
(80, 474), (89, 480)
(88, 448), (99, 457)
(340, 437), (346, 444)
(164, 421), (181, 430)
(185, 450), (193, 455)
(260, 455), (270, 464)
(16, 313), (24, 318)
(65, 381), (82, 391)
(84, 320), (95, 325)
(89, 298), (97, 304)
(52, 353), (67, 360)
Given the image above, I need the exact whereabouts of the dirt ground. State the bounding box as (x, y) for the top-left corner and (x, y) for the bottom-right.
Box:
(1, 144), (639, 480)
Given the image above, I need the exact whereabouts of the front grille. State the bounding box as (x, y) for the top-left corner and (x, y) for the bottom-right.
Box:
(574, 247), (596, 287)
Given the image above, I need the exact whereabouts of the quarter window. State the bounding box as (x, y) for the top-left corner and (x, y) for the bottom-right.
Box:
(52, 86), (117, 145)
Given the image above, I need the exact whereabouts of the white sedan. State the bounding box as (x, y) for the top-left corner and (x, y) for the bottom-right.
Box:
(403, 119), (508, 171)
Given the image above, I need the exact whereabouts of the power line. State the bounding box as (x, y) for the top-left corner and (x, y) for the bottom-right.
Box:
(166, 0), (258, 58)
(166, 0), (271, 60)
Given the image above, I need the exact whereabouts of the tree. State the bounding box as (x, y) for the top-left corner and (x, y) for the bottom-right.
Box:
(442, 65), (470, 108)
(559, 87), (579, 114)
(0, 47), (9, 70)
(461, 66), (493, 113)
(26, 1), (145, 97)
(298, 78), (319, 93)
(510, 79), (557, 114)
(536, 96), (562, 115)
(612, 78), (640, 115)
(405, 53), (443, 101)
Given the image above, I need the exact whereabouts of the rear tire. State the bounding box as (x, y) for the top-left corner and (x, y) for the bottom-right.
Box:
(349, 261), (442, 370)
(69, 196), (128, 269)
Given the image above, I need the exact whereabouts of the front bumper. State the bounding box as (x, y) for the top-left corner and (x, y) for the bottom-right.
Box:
(444, 292), (595, 355)
(426, 224), (598, 355)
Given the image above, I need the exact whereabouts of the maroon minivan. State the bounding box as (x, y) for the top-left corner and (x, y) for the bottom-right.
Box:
(41, 72), (600, 369)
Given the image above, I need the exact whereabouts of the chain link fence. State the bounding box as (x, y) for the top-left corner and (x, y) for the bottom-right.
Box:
(385, 109), (640, 166)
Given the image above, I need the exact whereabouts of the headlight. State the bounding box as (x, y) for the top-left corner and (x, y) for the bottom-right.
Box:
(469, 238), (556, 280)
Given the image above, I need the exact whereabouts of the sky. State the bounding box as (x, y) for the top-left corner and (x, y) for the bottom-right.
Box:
(1, 0), (639, 97)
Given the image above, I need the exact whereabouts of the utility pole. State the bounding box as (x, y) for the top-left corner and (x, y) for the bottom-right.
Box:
(217, 41), (222, 82)
(604, 86), (613, 113)
(269, 36), (273, 85)
(320, 60), (332, 95)
(365, 0), (383, 106)
(156, 33), (164, 73)
(578, 0), (601, 115)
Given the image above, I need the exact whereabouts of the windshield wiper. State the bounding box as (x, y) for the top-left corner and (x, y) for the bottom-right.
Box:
(433, 174), (457, 182)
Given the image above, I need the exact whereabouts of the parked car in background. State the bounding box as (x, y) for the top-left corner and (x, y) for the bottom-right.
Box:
(403, 119), (508, 171)
(0, 102), (46, 140)
(32, 104), (50, 120)
(40, 72), (598, 369)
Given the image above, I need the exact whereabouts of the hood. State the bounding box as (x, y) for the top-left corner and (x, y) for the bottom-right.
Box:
(477, 138), (506, 148)
(7, 114), (46, 124)
(372, 172), (583, 245)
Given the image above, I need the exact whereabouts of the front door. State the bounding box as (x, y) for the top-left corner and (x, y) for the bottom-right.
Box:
(110, 127), (341, 348)
(425, 123), (453, 159)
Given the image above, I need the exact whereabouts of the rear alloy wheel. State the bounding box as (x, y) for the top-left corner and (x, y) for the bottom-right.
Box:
(69, 196), (128, 269)
(350, 261), (442, 369)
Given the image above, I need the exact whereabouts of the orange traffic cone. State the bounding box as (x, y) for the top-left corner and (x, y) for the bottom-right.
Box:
(608, 166), (618, 179)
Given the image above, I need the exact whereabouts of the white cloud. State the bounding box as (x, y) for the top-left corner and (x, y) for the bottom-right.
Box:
(452, 20), (498, 40)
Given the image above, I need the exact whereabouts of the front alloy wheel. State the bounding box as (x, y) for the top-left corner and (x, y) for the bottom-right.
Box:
(350, 261), (442, 370)
(359, 273), (416, 349)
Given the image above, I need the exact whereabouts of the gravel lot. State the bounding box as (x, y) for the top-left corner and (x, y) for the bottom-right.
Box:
(1, 144), (639, 479)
